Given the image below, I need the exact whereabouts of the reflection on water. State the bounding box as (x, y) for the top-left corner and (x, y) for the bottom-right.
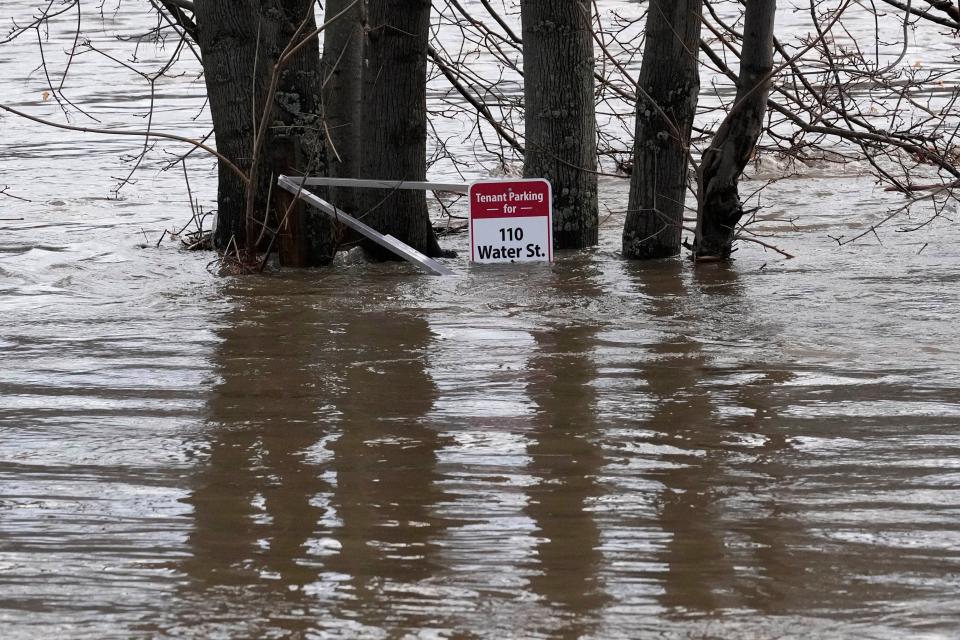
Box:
(165, 286), (452, 636)
(641, 264), (729, 614)
(4, 246), (960, 639)
(325, 309), (447, 633)
(525, 264), (607, 639)
(173, 287), (335, 636)
(640, 265), (798, 617)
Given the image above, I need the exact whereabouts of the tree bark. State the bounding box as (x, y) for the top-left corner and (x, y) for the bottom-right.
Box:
(194, 0), (333, 265)
(622, 0), (703, 260)
(193, 0), (262, 252)
(272, 0), (335, 266)
(357, 0), (443, 259)
(521, 0), (598, 250)
(321, 0), (365, 216)
(694, 0), (776, 260)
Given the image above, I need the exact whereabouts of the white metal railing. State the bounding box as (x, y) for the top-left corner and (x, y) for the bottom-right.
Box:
(276, 175), (456, 276)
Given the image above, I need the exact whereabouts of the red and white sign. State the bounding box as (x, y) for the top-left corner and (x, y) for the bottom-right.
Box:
(469, 179), (553, 264)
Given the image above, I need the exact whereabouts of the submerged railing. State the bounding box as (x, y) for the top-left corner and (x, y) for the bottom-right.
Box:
(277, 175), (462, 276)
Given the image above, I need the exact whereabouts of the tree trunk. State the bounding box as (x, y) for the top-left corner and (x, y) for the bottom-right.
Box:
(194, 0), (333, 266)
(321, 0), (365, 216)
(272, 0), (335, 266)
(521, 0), (598, 250)
(694, 0), (776, 260)
(193, 0), (263, 252)
(623, 0), (703, 260)
(357, 0), (443, 259)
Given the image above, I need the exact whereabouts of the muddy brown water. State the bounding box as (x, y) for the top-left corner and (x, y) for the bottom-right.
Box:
(3, 1), (960, 638)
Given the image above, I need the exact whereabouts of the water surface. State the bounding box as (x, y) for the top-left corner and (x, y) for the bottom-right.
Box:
(2, 1), (960, 638)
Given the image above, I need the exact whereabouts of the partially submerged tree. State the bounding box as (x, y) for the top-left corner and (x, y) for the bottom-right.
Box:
(321, 0), (365, 216)
(622, 0), (704, 260)
(174, 0), (447, 264)
(693, 0), (777, 259)
(520, 0), (599, 249)
(191, 0), (334, 266)
(357, 0), (444, 259)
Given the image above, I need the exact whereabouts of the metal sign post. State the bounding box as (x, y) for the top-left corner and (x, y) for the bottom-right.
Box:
(277, 175), (455, 276)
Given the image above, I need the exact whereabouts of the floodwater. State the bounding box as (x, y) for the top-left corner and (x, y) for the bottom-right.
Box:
(3, 1), (960, 638)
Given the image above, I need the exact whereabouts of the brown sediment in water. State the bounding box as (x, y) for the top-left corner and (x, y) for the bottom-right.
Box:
(2, 1), (960, 638)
